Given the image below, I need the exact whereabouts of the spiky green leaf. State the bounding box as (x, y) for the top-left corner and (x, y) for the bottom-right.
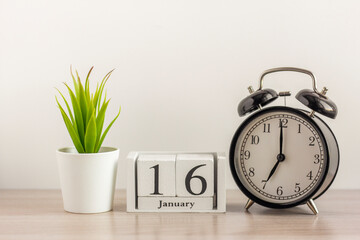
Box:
(95, 99), (110, 148)
(55, 89), (75, 125)
(70, 66), (79, 98)
(64, 83), (85, 145)
(76, 70), (88, 129)
(93, 69), (114, 110)
(85, 66), (93, 104)
(95, 107), (121, 153)
(84, 112), (97, 153)
(56, 98), (85, 153)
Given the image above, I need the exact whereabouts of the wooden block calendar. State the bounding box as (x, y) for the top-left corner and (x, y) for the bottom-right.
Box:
(127, 152), (226, 212)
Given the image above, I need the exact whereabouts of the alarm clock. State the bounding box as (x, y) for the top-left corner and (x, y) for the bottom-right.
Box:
(229, 67), (339, 214)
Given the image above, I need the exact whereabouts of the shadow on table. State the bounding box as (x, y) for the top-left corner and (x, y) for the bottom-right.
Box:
(227, 202), (315, 216)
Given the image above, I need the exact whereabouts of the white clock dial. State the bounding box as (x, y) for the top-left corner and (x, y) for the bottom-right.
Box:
(234, 109), (327, 205)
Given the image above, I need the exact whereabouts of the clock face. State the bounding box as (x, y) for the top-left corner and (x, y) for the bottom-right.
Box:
(231, 107), (328, 207)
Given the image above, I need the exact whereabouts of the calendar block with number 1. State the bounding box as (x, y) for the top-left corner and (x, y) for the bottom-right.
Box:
(127, 152), (226, 212)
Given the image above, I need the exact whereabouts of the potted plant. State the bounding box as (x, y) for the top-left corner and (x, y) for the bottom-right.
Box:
(55, 66), (120, 213)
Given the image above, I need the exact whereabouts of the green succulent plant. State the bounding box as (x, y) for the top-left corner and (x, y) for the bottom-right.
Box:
(56, 66), (121, 153)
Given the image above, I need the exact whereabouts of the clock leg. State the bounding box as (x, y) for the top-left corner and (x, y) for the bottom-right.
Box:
(306, 198), (319, 215)
(245, 199), (255, 210)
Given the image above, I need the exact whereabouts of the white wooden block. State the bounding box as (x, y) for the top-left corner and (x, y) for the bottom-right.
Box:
(138, 196), (214, 212)
(175, 154), (214, 197)
(137, 154), (176, 197)
(127, 152), (226, 213)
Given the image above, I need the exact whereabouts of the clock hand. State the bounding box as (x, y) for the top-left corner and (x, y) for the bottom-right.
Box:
(280, 120), (283, 155)
(262, 121), (286, 189)
(263, 160), (281, 184)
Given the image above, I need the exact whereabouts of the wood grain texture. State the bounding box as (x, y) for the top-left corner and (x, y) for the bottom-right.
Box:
(0, 190), (359, 240)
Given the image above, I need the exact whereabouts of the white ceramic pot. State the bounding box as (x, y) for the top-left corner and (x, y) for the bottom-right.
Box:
(56, 147), (119, 213)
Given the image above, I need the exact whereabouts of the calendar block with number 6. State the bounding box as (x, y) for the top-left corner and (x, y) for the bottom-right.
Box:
(127, 152), (226, 212)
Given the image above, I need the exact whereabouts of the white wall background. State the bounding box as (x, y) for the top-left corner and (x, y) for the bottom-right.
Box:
(0, 0), (359, 189)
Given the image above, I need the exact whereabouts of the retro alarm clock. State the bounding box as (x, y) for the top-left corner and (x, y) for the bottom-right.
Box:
(229, 67), (339, 214)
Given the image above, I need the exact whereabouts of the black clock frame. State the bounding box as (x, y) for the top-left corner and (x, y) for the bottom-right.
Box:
(229, 106), (336, 209)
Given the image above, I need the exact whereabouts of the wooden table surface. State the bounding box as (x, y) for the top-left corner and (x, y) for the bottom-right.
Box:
(0, 190), (359, 240)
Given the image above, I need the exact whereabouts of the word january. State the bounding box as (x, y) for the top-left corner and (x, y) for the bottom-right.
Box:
(158, 200), (195, 209)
